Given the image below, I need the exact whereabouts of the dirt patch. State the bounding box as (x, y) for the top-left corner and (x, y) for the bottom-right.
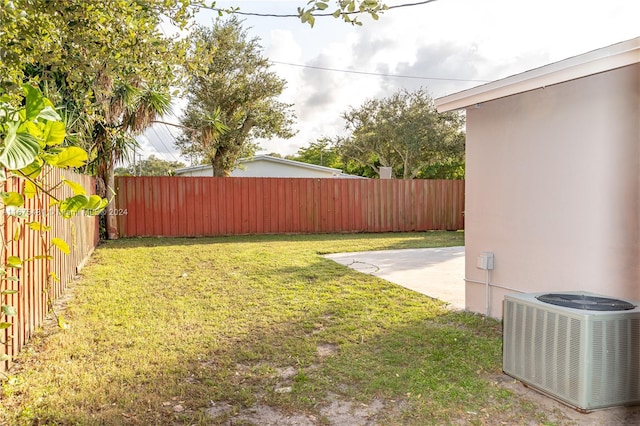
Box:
(275, 366), (298, 380)
(209, 396), (399, 426)
(205, 401), (233, 418)
(319, 394), (385, 426)
(492, 373), (640, 425)
(317, 343), (338, 358)
(211, 403), (316, 425)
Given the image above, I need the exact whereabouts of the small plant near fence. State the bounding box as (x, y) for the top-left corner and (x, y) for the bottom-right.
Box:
(0, 85), (107, 364)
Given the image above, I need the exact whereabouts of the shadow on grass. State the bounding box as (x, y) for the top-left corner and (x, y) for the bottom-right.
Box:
(100, 230), (464, 253)
(16, 305), (510, 425)
(4, 231), (533, 426)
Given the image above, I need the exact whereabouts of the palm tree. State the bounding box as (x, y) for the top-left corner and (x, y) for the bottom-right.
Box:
(89, 82), (172, 239)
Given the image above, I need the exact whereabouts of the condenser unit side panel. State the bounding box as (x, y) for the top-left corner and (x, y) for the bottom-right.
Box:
(504, 293), (640, 411)
(503, 296), (586, 408)
(588, 316), (640, 409)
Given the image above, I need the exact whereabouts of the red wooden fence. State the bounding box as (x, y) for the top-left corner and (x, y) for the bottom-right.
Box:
(114, 177), (464, 237)
(1, 170), (99, 372)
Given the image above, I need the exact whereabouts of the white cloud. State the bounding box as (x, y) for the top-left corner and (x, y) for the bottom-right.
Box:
(150, 0), (640, 158)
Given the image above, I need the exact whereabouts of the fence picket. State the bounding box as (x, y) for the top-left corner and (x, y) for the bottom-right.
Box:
(114, 177), (464, 237)
(1, 171), (99, 372)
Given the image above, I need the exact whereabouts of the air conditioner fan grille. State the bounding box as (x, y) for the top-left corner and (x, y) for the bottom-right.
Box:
(536, 293), (636, 311)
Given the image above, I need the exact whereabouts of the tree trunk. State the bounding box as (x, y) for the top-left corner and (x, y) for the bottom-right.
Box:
(105, 164), (119, 239)
(209, 155), (227, 177)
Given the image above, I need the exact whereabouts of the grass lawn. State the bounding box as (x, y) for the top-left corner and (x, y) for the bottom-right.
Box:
(1, 232), (559, 425)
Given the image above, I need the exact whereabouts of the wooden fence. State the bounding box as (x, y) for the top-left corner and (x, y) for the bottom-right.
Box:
(114, 177), (464, 237)
(2, 171), (99, 372)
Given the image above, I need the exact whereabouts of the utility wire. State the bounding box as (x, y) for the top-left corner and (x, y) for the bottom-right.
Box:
(158, 125), (184, 163)
(270, 60), (490, 82)
(211, 0), (438, 18)
(148, 125), (183, 163)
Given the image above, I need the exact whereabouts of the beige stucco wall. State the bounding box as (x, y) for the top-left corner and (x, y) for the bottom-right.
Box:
(465, 63), (640, 318)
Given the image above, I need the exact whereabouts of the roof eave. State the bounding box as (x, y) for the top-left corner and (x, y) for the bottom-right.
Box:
(240, 155), (343, 173)
(435, 37), (640, 113)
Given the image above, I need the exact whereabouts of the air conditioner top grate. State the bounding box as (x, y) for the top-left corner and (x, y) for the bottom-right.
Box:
(536, 293), (636, 311)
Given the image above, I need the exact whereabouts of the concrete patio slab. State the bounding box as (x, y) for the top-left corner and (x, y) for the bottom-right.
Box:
(324, 246), (465, 310)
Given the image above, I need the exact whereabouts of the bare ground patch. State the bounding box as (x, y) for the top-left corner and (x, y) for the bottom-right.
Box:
(316, 343), (338, 358)
(488, 374), (640, 426)
(207, 393), (402, 426)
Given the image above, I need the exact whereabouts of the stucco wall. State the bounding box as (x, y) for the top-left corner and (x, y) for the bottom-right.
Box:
(465, 64), (640, 318)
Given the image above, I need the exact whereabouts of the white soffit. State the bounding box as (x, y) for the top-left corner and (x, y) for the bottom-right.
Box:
(435, 37), (640, 113)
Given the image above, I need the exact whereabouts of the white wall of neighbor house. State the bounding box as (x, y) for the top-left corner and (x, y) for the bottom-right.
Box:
(176, 159), (342, 178)
(229, 161), (338, 178)
(464, 63), (640, 318)
(177, 166), (212, 177)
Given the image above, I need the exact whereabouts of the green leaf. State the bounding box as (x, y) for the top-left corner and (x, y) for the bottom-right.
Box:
(4, 277), (19, 282)
(2, 305), (17, 316)
(59, 194), (88, 218)
(6, 256), (22, 268)
(1, 290), (17, 295)
(20, 160), (43, 178)
(39, 152), (58, 165)
(57, 315), (69, 330)
(32, 255), (53, 260)
(51, 237), (70, 255)
(0, 354), (9, 362)
(23, 121), (43, 141)
(37, 106), (62, 122)
(49, 272), (60, 283)
(62, 178), (86, 195)
(42, 120), (66, 146)
(0, 322), (12, 330)
(83, 195), (108, 215)
(0, 122), (41, 170)
(48, 147), (88, 168)
(24, 180), (38, 199)
(23, 84), (45, 121)
(27, 222), (51, 232)
(316, 2), (329, 10)
(0, 192), (24, 207)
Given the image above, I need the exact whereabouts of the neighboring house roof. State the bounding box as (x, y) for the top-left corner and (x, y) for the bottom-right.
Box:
(175, 164), (214, 174)
(436, 37), (640, 113)
(236, 154), (343, 174)
(175, 155), (365, 178)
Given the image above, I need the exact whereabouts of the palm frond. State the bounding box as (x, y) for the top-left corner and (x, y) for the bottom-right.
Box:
(126, 86), (173, 134)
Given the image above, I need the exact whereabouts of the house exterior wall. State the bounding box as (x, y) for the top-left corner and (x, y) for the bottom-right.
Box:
(465, 63), (640, 318)
(176, 160), (340, 178)
(229, 161), (337, 178)
(177, 167), (212, 177)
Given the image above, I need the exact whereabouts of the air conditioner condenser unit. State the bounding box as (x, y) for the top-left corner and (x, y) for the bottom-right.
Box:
(503, 291), (640, 411)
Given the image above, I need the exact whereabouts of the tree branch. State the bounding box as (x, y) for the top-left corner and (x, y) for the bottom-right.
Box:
(149, 120), (195, 131)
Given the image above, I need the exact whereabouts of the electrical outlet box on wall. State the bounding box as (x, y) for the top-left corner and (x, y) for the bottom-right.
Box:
(477, 252), (494, 270)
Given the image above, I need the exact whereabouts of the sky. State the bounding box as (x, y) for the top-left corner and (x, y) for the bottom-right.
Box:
(136, 0), (640, 166)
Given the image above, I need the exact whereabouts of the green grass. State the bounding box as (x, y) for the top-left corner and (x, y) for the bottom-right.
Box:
(0, 232), (556, 425)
